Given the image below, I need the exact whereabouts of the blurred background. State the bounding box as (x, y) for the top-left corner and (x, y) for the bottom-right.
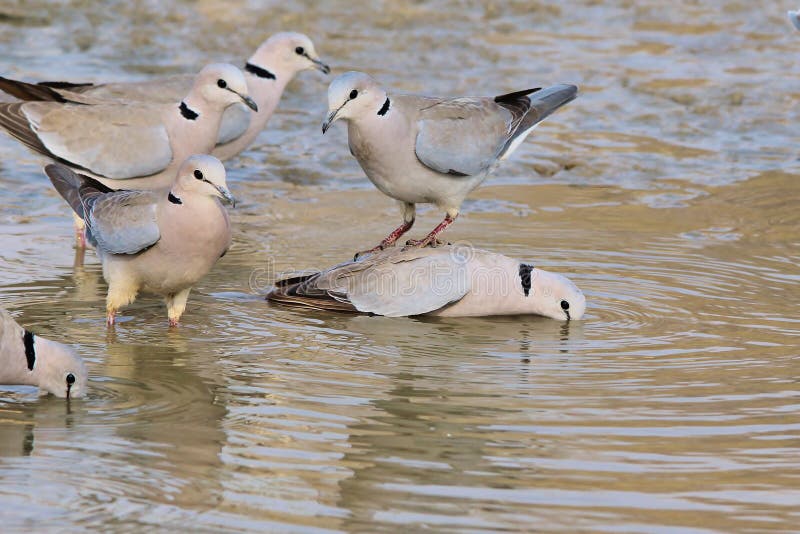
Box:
(0, 1), (798, 532)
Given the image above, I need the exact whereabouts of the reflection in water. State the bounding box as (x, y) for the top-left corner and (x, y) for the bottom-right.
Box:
(1, 0), (800, 531)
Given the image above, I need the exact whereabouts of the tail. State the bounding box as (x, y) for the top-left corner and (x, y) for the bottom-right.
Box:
(496, 83), (577, 158)
(525, 83), (578, 125)
(44, 164), (115, 220)
(0, 76), (82, 103)
(37, 81), (95, 92)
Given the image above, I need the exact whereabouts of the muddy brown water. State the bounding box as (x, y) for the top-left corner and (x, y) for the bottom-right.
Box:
(1, 1), (799, 532)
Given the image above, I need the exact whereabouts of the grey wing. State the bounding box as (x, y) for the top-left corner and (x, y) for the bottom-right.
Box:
(80, 75), (193, 104)
(414, 97), (512, 177)
(217, 102), (251, 145)
(28, 102), (173, 179)
(87, 190), (161, 254)
(320, 249), (472, 317)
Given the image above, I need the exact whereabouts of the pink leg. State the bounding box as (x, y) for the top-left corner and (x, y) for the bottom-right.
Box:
(354, 218), (415, 260)
(106, 311), (116, 327)
(403, 214), (458, 250)
(75, 226), (87, 249)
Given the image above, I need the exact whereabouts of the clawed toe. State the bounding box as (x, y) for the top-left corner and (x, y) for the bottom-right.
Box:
(354, 242), (395, 261)
(402, 238), (446, 251)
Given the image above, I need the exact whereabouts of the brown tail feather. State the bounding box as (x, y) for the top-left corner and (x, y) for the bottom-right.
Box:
(37, 81), (95, 92)
(266, 282), (359, 313)
(0, 76), (83, 103)
(0, 102), (54, 157)
(44, 163), (117, 220)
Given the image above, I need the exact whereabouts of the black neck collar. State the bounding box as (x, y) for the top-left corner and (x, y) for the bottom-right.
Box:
(179, 101), (199, 120)
(245, 62), (276, 80)
(168, 192), (182, 205)
(377, 97), (391, 116)
(23, 330), (35, 370)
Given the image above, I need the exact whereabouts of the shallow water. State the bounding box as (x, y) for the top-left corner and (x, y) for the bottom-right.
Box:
(1, 0), (799, 531)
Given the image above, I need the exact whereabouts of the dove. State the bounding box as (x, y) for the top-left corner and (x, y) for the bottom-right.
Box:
(0, 307), (88, 398)
(321, 72), (578, 258)
(0, 63), (253, 246)
(267, 245), (586, 320)
(0, 62), (256, 190)
(0, 32), (329, 161)
(789, 10), (800, 30)
(45, 154), (234, 327)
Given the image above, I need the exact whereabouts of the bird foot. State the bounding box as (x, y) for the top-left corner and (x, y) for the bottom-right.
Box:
(168, 317), (180, 328)
(354, 242), (394, 261)
(106, 312), (116, 327)
(402, 238), (448, 250)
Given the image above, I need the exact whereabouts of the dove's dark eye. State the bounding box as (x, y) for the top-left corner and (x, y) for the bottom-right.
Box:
(194, 169), (204, 180)
(217, 79), (227, 88)
(66, 373), (75, 385)
(560, 300), (569, 310)
(349, 89), (358, 99)
(295, 46), (304, 55)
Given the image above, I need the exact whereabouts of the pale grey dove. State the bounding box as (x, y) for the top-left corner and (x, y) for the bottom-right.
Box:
(321, 72), (578, 258)
(0, 32), (328, 161)
(267, 245), (585, 320)
(45, 154), (234, 327)
(0, 307), (87, 398)
(0, 63), (256, 190)
(0, 62), (253, 246)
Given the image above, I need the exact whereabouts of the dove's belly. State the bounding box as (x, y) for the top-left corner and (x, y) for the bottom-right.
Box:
(100, 205), (231, 296)
(357, 146), (486, 209)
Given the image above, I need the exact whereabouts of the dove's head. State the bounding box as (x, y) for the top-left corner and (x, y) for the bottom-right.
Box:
(192, 63), (258, 112)
(517, 266), (586, 321)
(249, 32), (329, 77)
(322, 71), (387, 133)
(32, 335), (88, 399)
(175, 155), (235, 206)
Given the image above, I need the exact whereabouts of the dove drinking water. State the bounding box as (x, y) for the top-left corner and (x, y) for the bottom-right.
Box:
(322, 72), (578, 259)
(0, 307), (87, 399)
(268, 245), (585, 320)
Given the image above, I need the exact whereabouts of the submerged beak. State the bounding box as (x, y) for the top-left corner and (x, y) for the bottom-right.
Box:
(66, 382), (71, 400)
(215, 184), (236, 207)
(308, 55), (331, 75)
(322, 106), (343, 134)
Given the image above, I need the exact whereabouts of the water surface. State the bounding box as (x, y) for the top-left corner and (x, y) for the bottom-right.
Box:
(1, 1), (799, 531)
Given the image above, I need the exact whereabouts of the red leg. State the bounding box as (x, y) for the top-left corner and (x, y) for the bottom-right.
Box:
(354, 218), (415, 260)
(404, 213), (458, 250)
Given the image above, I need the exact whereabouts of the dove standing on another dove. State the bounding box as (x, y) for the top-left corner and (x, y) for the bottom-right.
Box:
(0, 307), (87, 398)
(46, 155), (234, 327)
(0, 32), (329, 161)
(789, 10), (800, 30)
(267, 245), (585, 320)
(321, 72), (578, 259)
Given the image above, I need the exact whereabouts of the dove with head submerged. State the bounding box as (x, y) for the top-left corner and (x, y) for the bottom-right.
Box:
(322, 71), (578, 258)
(46, 155), (234, 327)
(268, 245), (586, 320)
(0, 307), (87, 399)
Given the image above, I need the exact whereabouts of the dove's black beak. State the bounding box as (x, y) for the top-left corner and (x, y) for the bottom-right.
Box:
(305, 54), (330, 75)
(66, 372), (75, 400)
